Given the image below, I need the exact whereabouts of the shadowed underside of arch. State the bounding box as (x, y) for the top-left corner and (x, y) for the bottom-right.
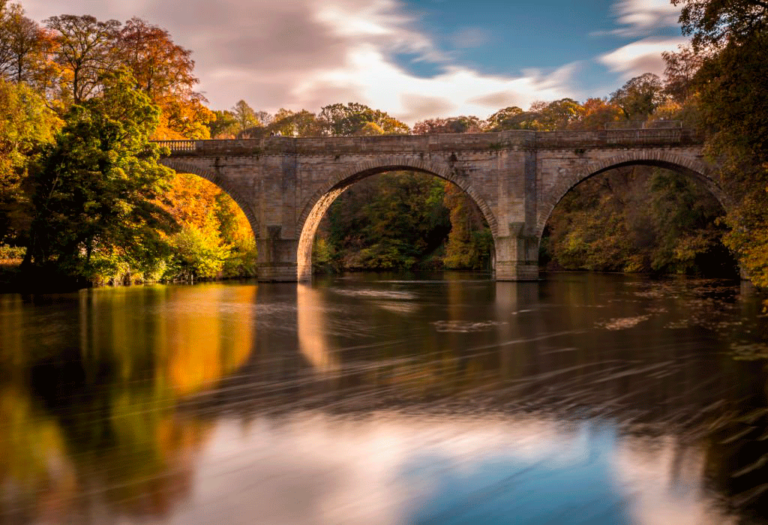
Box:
(296, 157), (499, 281)
(537, 151), (729, 240)
(160, 159), (259, 239)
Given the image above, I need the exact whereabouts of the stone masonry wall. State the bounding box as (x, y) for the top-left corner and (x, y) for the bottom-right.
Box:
(159, 129), (712, 282)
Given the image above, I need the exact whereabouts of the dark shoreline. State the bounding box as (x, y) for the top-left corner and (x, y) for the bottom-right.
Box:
(0, 263), (751, 296)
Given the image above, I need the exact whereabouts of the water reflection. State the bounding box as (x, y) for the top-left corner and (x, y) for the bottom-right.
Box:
(0, 284), (256, 523)
(0, 274), (767, 524)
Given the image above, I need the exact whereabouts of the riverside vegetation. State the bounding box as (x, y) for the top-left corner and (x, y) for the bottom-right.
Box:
(0, 0), (766, 291)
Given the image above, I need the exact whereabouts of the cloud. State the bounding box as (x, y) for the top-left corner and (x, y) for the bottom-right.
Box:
(19, 0), (579, 124)
(593, 0), (681, 37)
(600, 37), (688, 79)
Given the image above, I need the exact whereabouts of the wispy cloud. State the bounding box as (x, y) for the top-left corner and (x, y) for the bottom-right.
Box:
(593, 0), (681, 37)
(20, 0), (578, 124)
(600, 37), (688, 79)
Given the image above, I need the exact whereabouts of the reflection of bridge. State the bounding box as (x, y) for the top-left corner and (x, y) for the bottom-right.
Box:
(157, 129), (719, 282)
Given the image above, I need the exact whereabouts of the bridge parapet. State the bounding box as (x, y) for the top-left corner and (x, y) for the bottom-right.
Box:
(156, 128), (703, 158)
(534, 128), (703, 149)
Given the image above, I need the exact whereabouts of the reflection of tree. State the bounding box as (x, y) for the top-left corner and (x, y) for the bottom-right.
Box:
(0, 284), (256, 522)
(0, 385), (77, 524)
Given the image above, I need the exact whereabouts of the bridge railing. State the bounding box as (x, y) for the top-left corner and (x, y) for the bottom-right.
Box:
(534, 128), (700, 148)
(153, 128), (702, 156)
(154, 140), (197, 152)
(605, 128), (683, 144)
(604, 120), (683, 130)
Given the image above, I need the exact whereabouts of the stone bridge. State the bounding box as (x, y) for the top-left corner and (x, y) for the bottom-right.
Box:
(157, 128), (721, 281)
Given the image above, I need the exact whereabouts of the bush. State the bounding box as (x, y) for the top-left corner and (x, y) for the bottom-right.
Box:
(0, 245), (25, 262)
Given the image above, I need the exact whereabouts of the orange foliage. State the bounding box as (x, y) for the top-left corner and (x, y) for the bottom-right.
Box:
(162, 173), (251, 242)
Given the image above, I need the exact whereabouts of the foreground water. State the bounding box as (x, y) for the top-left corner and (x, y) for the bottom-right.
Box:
(1, 273), (767, 524)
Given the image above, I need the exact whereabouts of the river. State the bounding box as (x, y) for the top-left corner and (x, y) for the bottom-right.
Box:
(0, 272), (767, 524)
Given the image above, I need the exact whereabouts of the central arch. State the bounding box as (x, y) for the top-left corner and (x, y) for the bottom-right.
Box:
(296, 156), (499, 281)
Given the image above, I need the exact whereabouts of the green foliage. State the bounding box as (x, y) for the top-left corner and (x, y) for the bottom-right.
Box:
(413, 116), (484, 134)
(610, 73), (665, 120)
(0, 78), (61, 243)
(443, 183), (492, 269)
(223, 236), (258, 278)
(0, 243), (23, 260)
(672, 0), (768, 286)
(322, 172), (450, 270)
(544, 168), (733, 276)
(24, 69), (177, 280)
(319, 102), (410, 136)
(166, 225), (230, 280)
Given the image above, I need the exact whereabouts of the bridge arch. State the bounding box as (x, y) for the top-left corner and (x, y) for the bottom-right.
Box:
(160, 159), (259, 239)
(296, 156), (499, 281)
(536, 149), (729, 240)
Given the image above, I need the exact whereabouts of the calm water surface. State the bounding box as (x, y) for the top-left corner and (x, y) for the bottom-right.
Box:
(1, 272), (768, 525)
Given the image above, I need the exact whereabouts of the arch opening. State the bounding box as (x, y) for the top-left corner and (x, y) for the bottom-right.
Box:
(159, 160), (259, 281)
(538, 160), (738, 278)
(297, 166), (497, 281)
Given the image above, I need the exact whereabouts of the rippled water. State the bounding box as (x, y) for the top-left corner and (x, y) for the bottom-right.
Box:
(1, 273), (767, 524)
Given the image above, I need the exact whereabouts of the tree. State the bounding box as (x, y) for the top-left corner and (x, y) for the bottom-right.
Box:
(231, 100), (269, 132)
(610, 73), (666, 121)
(0, 3), (55, 86)
(485, 107), (524, 131)
(319, 102), (409, 136)
(45, 15), (121, 104)
(671, 0), (768, 286)
(673, 0), (768, 48)
(443, 182), (492, 269)
(23, 69), (176, 278)
(0, 78), (60, 243)
(207, 110), (238, 138)
(168, 224), (230, 280)
(413, 116), (483, 134)
(662, 45), (705, 103)
(568, 98), (623, 131)
(265, 109), (323, 137)
(116, 18), (212, 139)
(529, 98), (585, 131)
(324, 172), (449, 270)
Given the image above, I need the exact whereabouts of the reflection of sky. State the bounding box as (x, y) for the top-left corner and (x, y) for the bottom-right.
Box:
(136, 413), (734, 525)
(403, 426), (630, 524)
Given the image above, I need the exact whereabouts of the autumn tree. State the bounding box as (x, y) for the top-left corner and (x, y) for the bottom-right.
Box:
(610, 73), (666, 121)
(23, 69), (176, 279)
(319, 102), (409, 136)
(410, 113), (492, 269)
(528, 99), (585, 131)
(268, 109), (317, 137)
(485, 107), (524, 131)
(671, 0), (768, 286)
(233, 100), (269, 131)
(567, 98), (623, 131)
(208, 110), (239, 138)
(116, 18), (212, 139)
(0, 2), (55, 86)
(45, 15), (121, 104)
(674, 0), (768, 48)
(0, 78), (60, 243)
(662, 45), (705, 103)
(413, 116), (483, 134)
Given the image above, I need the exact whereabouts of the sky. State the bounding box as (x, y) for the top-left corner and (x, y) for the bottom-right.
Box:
(17, 0), (689, 124)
